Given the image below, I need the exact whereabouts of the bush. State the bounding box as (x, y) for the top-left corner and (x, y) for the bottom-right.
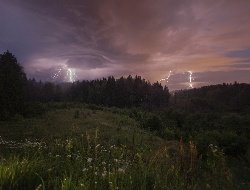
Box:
(219, 132), (248, 157)
(195, 131), (248, 157)
(144, 115), (162, 132)
(160, 127), (177, 140)
(195, 131), (221, 155)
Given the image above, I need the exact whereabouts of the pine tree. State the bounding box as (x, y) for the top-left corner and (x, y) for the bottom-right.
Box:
(0, 51), (27, 119)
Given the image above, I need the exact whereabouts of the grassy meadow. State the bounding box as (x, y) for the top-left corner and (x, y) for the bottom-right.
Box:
(0, 103), (248, 190)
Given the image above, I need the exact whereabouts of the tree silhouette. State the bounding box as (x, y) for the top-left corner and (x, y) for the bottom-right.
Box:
(0, 51), (27, 119)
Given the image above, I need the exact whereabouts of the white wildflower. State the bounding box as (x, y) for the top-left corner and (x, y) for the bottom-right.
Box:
(102, 171), (107, 177)
(118, 168), (125, 173)
(87, 158), (93, 163)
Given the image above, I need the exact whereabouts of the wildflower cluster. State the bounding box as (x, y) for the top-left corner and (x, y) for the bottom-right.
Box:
(0, 136), (46, 150)
(0, 133), (233, 190)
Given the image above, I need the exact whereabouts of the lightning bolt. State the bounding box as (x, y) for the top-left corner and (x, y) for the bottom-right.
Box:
(160, 70), (172, 83)
(66, 67), (77, 83)
(51, 64), (77, 83)
(52, 68), (62, 80)
(188, 71), (194, 88)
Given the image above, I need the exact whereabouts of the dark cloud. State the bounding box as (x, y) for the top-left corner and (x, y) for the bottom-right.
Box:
(226, 48), (250, 58)
(0, 0), (250, 89)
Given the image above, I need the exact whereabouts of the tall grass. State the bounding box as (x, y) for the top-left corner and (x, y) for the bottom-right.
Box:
(0, 129), (233, 190)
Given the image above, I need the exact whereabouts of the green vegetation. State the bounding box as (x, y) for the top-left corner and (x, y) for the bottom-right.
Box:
(0, 51), (249, 189)
(0, 104), (248, 190)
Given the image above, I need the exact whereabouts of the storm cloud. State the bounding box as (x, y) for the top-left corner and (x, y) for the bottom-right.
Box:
(0, 0), (250, 89)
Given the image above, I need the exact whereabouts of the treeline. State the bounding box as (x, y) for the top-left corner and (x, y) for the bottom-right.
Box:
(171, 83), (250, 113)
(0, 51), (169, 119)
(26, 76), (170, 108)
(69, 76), (169, 108)
(1, 50), (250, 119)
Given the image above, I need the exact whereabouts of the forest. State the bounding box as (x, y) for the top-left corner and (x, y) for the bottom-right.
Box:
(0, 51), (249, 189)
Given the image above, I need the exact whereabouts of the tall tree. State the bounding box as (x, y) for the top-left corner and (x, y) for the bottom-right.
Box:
(0, 51), (27, 119)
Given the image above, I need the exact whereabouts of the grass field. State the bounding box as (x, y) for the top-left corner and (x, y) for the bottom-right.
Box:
(0, 104), (241, 189)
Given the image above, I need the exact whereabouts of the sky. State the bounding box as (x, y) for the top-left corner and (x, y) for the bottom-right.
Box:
(0, 0), (250, 90)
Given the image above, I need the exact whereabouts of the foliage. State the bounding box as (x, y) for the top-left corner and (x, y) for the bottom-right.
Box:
(172, 83), (250, 113)
(25, 75), (170, 110)
(0, 108), (234, 189)
(0, 51), (27, 120)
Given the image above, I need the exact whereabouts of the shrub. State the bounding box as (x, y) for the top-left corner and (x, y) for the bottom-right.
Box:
(143, 115), (162, 132)
(219, 132), (248, 157)
(160, 127), (176, 140)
